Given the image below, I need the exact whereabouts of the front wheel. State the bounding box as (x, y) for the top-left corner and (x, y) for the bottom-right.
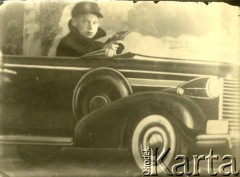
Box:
(17, 145), (61, 164)
(131, 115), (186, 175)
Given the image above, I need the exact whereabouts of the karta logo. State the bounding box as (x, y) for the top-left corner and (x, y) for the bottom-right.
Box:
(142, 148), (239, 176)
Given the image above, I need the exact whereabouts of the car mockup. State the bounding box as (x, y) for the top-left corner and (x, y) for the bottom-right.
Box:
(0, 51), (239, 172)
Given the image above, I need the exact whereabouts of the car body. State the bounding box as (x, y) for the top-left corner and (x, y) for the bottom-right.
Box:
(0, 52), (239, 170)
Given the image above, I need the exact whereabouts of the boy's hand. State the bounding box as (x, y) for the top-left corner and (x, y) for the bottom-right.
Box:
(103, 40), (124, 57)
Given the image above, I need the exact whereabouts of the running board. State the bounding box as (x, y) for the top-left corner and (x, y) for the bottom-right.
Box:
(0, 135), (73, 146)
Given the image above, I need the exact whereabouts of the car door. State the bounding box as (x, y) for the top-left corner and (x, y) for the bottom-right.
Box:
(0, 55), (75, 140)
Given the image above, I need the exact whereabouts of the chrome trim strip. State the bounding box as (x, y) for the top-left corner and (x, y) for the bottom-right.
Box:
(127, 78), (185, 87)
(119, 69), (211, 77)
(183, 95), (212, 100)
(4, 63), (212, 77)
(223, 95), (240, 99)
(184, 88), (206, 90)
(4, 64), (91, 71)
(0, 69), (17, 74)
(133, 55), (227, 66)
(218, 78), (224, 120)
(0, 135), (73, 146)
(222, 90), (240, 95)
(223, 114), (240, 118)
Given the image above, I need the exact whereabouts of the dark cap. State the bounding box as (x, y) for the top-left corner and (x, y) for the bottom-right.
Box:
(71, 2), (103, 18)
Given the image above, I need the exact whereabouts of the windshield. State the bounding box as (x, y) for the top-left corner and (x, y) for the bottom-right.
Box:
(0, 1), (239, 64)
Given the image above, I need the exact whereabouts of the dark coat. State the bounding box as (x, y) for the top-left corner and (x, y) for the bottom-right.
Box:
(56, 21), (107, 57)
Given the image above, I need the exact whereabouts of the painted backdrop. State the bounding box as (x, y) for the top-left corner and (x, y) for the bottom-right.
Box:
(0, 1), (239, 63)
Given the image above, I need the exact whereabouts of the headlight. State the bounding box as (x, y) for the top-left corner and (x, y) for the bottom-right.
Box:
(206, 77), (222, 98)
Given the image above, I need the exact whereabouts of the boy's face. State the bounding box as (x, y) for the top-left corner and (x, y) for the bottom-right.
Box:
(72, 13), (100, 39)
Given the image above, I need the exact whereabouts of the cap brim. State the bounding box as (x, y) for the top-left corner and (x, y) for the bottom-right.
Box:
(91, 11), (103, 18)
(74, 11), (103, 18)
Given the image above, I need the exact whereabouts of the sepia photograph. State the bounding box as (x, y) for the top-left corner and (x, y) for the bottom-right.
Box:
(0, 0), (239, 176)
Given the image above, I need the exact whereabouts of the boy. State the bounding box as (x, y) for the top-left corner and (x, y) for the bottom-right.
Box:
(56, 2), (123, 57)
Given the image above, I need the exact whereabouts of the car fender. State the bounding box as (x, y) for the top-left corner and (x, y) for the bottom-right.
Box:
(73, 92), (207, 149)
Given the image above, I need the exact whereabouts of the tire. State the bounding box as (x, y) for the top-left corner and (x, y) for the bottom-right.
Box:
(131, 115), (186, 175)
(76, 79), (121, 116)
(72, 68), (132, 120)
(17, 145), (61, 164)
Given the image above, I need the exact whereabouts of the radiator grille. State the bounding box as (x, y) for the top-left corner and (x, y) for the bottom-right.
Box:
(222, 79), (240, 136)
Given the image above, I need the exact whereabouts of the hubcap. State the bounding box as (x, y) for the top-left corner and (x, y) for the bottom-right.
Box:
(148, 134), (163, 149)
(132, 115), (177, 174)
(142, 127), (168, 151)
(89, 95), (109, 112)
